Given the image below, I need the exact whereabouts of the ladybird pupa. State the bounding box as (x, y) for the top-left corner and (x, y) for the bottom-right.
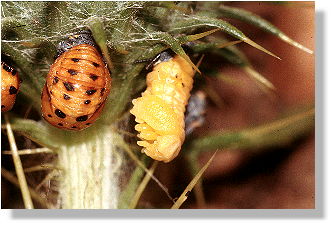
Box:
(1, 61), (20, 112)
(130, 53), (194, 162)
(41, 32), (111, 130)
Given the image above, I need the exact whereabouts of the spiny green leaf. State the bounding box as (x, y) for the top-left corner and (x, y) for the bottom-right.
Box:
(132, 29), (221, 61)
(190, 40), (250, 67)
(153, 32), (200, 73)
(189, 39), (274, 91)
(243, 66), (275, 91)
(186, 106), (314, 156)
(218, 5), (313, 54)
(170, 14), (280, 59)
(171, 151), (217, 209)
(216, 40), (243, 49)
(177, 28), (221, 43)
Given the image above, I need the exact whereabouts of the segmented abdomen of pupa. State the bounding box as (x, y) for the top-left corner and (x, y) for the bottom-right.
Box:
(130, 55), (194, 162)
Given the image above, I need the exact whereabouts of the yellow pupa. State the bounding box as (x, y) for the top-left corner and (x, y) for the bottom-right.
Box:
(130, 54), (194, 162)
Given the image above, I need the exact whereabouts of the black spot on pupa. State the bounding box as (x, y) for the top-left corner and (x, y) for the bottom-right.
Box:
(58, 123), (63, 126)
(11, 69), (17, 76)
(55, 109), (66, 118)
(84, 100), (91, 104)
(2, 63), (11, 72)
(9, 86), (18, 95)
(47, 114), (52, 118)
(63, 82), (75, 91)
(86, 89), (96, 95)
(63, 94), (70, 100)
(100, 88), (105, 96)
(71, 126), (77, 129)
(89, 74), (98, 81)
(76, 115), (88, 122)
(92, 62), (100, 67)
(67, 69), (78, 75)
(71, 58), (80, 62)
(53, 76), (59, 84)
(86, 123), (91, 125)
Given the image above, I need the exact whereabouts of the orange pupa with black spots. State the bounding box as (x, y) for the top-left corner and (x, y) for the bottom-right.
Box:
(41, 31), (111, 130)
(1, 61), (20, 112)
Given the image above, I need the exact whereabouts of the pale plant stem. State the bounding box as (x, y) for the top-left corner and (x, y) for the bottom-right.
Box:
(57, 126), (121, 209)
(4, 114), (34, 209)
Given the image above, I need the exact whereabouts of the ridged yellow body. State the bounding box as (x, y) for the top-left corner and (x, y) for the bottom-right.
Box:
(130, 55), (194, 162)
